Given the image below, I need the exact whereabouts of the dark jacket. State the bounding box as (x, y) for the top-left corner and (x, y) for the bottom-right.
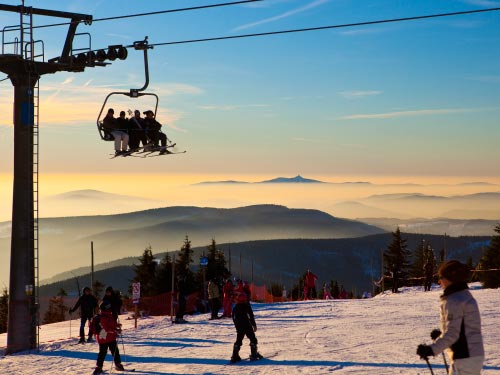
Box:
(143, 117), (162, 132)
(103, 115), (118, 130)
(71, 294), (98, 318)
(102, 292), (122, 320)
(232, 302), (256, 329)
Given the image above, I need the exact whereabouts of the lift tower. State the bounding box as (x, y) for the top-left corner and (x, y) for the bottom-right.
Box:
(0, 4), (93, 354)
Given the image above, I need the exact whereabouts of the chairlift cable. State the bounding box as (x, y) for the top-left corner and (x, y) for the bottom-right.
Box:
(29, 0), (264, 29)
(138, 7), (500, 48)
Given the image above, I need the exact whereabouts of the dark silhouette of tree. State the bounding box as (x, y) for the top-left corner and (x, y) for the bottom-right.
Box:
(43, 288), (68, 324)
(0, 288), (8, 333)
(383, 227), (410, 293)
(132, 246), (158, 297)
(175, 236), (196, 294)
(479, 224), (500, 288)
(205, 239), (230, 282)
(154, 252), (173, 294)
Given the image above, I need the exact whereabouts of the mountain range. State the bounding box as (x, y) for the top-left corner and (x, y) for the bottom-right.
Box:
(0, 204), (384, 288)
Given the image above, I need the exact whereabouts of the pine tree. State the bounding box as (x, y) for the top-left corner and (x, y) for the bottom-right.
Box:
(479, 224), (500, 288)
(154, 252), (173, 294)
(383, 227), (410, 292)
(175, 235), (196, 294)
(205, 239), (229, 282)
(0, 288), (8, 333)
(43, 288), (68, 324)
(411, 239), (427, 286)
(132, 246), (158, 297)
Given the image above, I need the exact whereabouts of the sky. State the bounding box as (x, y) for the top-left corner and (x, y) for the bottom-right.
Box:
(1, 283), (499, 374)
(1, 0), (500, 216)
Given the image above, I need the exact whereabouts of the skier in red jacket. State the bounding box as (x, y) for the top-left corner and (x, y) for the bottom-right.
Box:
(92, 302), (124, 374)
(304, 270), (318, 299)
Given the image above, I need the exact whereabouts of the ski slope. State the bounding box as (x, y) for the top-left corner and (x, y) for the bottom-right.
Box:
(1, 284), (499, 374)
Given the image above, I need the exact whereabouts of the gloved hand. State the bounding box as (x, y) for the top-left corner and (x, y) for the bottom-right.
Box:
(430, 329), (441, 341)
(417, 344), (434, 359)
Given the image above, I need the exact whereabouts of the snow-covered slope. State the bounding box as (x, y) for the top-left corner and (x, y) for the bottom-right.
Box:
(1, 284), (499, 374)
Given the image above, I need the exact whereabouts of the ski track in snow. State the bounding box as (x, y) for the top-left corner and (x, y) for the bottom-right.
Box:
(1, 284), (499, 374)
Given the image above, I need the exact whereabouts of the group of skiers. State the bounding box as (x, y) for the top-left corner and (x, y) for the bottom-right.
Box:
(102, 108), (169, 156)
(69, 259), (485, 374)
(69, 286), (125, 374)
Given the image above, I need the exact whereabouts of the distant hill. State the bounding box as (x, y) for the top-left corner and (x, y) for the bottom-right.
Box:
(260, 175), (324, 183)
(335, 192), (500, 220)
(40, 233), (490, 300)
(194, 175), (325, 184)
(0, 204), (384, 288)
(359, 218), (499, 237)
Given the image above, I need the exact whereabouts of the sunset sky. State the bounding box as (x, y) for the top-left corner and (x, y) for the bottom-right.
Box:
(1, 0), (500, 219)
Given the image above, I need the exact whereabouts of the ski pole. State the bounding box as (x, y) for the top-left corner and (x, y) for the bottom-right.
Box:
(430, 330), (449, 373)
(69, 312), (72, 338)
(120, 333), (127, 365)
(424, 357), (435, 375)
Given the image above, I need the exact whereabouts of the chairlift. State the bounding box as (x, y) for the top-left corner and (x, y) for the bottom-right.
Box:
(96, 36), (158, 142)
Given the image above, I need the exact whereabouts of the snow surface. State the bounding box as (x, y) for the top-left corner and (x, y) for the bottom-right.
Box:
(1, 284), (499, 374)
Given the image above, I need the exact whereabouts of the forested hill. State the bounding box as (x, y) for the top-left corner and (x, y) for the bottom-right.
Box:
(40, 233), (490, 299)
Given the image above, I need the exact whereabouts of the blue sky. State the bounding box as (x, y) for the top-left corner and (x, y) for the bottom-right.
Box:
(1, 0), (500, 179)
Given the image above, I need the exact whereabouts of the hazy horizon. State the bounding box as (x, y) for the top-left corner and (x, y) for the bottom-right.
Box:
(2, 173), (500, 222)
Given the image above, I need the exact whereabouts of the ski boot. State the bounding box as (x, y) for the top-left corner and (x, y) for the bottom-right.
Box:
(115, 363), (125, 371)
(249, 343), (263, 361)
(92, 367), (103, 375)
(78, 337), (86, 344)
(230, 344), (242, 363)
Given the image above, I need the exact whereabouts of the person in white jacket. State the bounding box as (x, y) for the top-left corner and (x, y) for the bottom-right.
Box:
(417, 260), (484, 375)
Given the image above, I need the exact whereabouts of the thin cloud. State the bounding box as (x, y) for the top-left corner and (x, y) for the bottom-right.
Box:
(341, 108), (476, 120)
(61, 77), (74, 85)
(234, 0), (329, 31)
(339, 90), (382, 99)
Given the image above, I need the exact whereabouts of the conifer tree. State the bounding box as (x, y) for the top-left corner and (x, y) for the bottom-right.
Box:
(205, 239), (229, 282)
(43, 288), (68, 324)
(175, 235), (196, 294)
(383, 227), (410, 292)
(479, 224), (500, 288)
(154, 252), (173, 294)
(132, 246), (158, 297)
(0, 288), (8, 333)
(411, 239), (427, 285)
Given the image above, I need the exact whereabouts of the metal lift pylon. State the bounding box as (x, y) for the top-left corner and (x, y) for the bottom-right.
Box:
(0, 3), (94, 354)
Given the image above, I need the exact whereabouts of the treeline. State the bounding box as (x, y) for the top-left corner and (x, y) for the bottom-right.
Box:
(381, 224), (500, 293)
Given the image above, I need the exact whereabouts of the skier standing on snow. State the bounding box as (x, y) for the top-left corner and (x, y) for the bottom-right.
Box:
(423, 259), (434, 292)
(208, 278), (221, 320)
(92, 302), (125, 374)
(323, 283), (332, 300)
(69, 286), (98, 344)
(417, 260), (484, 374)
(102, 286), (123, 320)
(230, 284), (262, 363)
(222, 278), (234, 318)
(304, 269), (318, 299)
